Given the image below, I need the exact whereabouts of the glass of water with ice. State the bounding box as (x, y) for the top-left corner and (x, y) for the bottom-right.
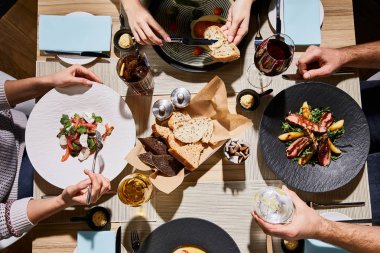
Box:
(253, 186), (294, 224)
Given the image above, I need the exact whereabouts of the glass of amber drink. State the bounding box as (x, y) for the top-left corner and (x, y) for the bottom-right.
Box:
(117, 173), (153, 207)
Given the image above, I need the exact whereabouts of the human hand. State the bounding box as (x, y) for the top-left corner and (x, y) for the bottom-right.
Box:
(221, 0), (254, 45)
(297, 46), (347, 80)
(45, 65), (103, 88)
(252, 185), (327, 240)
(124, 0), (170, 46)
(58, 169), (111, 206)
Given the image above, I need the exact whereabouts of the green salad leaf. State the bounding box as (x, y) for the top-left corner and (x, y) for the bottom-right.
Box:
(76, 126), (87, 134)
(92, 113), (103, 123)
(328, 128), (345, 141)
(281, 121), (302, 133)
(60, 114), (72, 129)
(87, 137), (96, 152)
(310, 107), (331, 123)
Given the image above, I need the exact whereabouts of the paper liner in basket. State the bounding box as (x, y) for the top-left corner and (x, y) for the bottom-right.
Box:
(126, 76), (253, 193)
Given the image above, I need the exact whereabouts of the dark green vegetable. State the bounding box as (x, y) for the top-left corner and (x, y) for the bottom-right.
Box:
(87, 138), (96, 152)
(60, 114), (72, 129)
(92, 113), (103, 123)
(76, 126), (87, 134)
(281, 121), (302, 133)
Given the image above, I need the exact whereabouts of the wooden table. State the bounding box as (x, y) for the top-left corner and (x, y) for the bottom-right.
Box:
(32, 1), (371, 252)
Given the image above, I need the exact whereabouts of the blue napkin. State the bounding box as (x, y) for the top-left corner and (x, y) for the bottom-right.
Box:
(305, 239), (350, 253)
(284, 0), (321, 45)
(77, 231), (116, 253)
(39, 15), (112, 52)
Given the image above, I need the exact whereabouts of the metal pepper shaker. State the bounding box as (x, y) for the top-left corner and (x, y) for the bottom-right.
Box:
(152, 99), (173, 121)
(171, 87), (191, 108)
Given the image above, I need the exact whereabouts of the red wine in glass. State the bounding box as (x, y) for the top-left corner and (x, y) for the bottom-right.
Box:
(248, 33), (295, 88)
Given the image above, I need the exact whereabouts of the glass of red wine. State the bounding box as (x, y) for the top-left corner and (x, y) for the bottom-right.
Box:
(247, 33), (295, 89)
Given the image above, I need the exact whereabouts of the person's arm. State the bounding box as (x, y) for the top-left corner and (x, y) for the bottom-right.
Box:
(3, 65), (102, 106)
(1, 170), (110, 239)
(298, 41), (380, 79)
(221, 0), (255, 45)
(252, 186), (380, 253)
(122, 0), (170, 46)
(27, 170), (110, 224)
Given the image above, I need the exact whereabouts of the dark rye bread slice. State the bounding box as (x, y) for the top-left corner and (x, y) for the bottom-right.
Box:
(151, 154), (183, 176)
(138, 152), (155, 167)
(138, 137), (167, 155)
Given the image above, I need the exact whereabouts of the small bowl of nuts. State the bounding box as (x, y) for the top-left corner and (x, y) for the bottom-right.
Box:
(224, 138), (250, 164)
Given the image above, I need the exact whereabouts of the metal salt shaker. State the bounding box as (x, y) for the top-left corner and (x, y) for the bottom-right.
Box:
(171, 87), (191, 108)
(152, 99), (173, 121)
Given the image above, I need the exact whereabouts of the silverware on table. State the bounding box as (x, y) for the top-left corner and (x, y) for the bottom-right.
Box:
(44, 50), (110, 58)
(337, 219), (372, 224)
(131, 230), (140, 253)
(116, 226), (122, 253)
(276, 0), (281, 34)
(282, 70), (357, 81)
(86, 131), (104, 206)
(169, 37), (218, 46)
(307, 201), (365, 209)
(254, 12), (263, 49)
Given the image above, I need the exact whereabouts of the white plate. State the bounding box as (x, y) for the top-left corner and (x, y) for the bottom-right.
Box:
(25, 84), (136, 189)
(268, 0), (324, 32)
(57, 12), (97, 66)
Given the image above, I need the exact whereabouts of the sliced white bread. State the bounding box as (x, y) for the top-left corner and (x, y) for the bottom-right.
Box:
(168, 111), (191, 130)
(167, 134), (204, 170)
(201, 120), (213, 143)
(173, 117), (213, 144)
(204, 25), (240, 62)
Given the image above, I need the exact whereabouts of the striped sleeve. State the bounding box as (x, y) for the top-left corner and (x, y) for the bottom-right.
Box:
(0, 80), (11, 111)
(0, 198), (35, 239)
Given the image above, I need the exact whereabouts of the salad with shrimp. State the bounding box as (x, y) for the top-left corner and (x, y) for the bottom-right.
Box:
(57, 113), (114, 162)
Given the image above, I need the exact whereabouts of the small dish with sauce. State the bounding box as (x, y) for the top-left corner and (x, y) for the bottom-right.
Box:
(70, 206), (111, 231)
(113, 14), (136, 53)
(236, 89), (273, 112)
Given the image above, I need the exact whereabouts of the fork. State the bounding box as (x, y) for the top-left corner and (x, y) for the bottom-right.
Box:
(131, 230), (140, 253)
(254, 10), (263, 48)
(86, 131), (104, 206)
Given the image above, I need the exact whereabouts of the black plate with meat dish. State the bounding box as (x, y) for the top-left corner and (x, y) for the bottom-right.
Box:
(148, 0), (244, 72)
(138, 218), (240, 253)
(259, 82), (370, 192)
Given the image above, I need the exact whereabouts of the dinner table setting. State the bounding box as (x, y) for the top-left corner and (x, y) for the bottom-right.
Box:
(23, 0), (373, 252)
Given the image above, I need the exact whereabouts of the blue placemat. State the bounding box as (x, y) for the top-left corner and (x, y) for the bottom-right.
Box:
(39, 15), (112, 52)
(77, 231), (116, 253)
(284, 0), (321, 45)
(305, 239), (349, 253)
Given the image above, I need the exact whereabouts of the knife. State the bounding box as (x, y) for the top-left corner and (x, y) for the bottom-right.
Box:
(307, 201), (365, 209)
(169, 37), (218, 46)
(44, 50), (110, 58)
(282, 70), (357, 81)
(276, 0), (281, 34)
(337, 219), (372, 224)
(116, 226), (121, 253)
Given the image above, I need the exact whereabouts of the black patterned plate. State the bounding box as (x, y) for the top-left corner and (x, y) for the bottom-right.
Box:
(138, 218), (240, 253)
(259, 82), (370, 192)
(149, 0), (234, 72)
